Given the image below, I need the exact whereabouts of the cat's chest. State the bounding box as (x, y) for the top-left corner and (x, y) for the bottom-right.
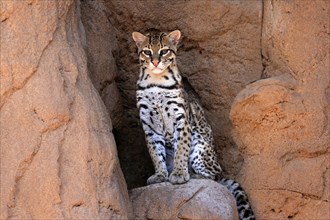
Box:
(137, 88), (185, 135)
(137, 87), (183, 106)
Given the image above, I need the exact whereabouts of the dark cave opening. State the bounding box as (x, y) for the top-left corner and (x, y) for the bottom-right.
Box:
(81, 0), (263, 189)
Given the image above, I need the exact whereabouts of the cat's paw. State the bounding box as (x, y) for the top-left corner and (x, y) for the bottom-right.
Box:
(147, 174), (167, 185)
(169, 171), (190, 184)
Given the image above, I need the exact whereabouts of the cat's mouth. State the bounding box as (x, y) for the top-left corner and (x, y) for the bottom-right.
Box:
(150, 67), (164, 74)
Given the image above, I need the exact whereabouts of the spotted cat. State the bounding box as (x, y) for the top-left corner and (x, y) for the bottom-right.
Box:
(132, 29), (255, 220)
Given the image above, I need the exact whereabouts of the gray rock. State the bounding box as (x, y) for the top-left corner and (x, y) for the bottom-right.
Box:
(130, 179), (238, 220)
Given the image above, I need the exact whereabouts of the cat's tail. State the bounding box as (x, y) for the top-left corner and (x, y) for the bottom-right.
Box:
(218, 178), (256, 220)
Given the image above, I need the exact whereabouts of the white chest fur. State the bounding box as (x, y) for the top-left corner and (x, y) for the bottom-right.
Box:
(137, 88), (186, 138)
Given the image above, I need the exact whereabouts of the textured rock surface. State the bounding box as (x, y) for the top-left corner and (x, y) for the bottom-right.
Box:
(0, 0), (132, 219)
(1, 0), (329, 219)
(130, 179), (238, 220)
(80, 0), (124, 129)
(231, 1), (330, 219)
(80, 0), (154, 189)
(103, 0), (263, 188)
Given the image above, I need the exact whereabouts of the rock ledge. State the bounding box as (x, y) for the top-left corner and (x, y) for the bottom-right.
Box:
(130, 179), (238, 220)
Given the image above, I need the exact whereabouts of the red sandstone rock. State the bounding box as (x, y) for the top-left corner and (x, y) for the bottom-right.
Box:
(231, 1), (330, 218)
(1, 0), (329, 219)
(0, 0), (132, 219)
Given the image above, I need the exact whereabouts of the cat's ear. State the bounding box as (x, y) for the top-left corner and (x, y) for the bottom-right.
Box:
(132, 32), (147, 48)
(167, 30), (181, 46)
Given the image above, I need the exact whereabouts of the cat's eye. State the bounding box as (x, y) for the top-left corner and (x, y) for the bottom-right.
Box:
(161, 49), (169, 56)
(143, 50), (152, 56)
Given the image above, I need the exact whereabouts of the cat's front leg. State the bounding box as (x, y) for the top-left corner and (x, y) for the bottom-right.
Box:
(169, 112), (192, 184)
(144, 132), (168, 184)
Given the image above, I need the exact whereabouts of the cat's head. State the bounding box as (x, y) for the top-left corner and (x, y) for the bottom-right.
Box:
(132, 30), (181, 74)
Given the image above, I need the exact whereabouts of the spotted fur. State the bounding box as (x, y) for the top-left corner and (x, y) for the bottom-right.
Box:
(132, 29), (255, 220)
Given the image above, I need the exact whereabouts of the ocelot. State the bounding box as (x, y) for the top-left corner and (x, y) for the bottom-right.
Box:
(132, 29), (255, 220)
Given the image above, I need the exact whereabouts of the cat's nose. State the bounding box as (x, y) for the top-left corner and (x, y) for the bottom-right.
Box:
(152, 60), (159, 67)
